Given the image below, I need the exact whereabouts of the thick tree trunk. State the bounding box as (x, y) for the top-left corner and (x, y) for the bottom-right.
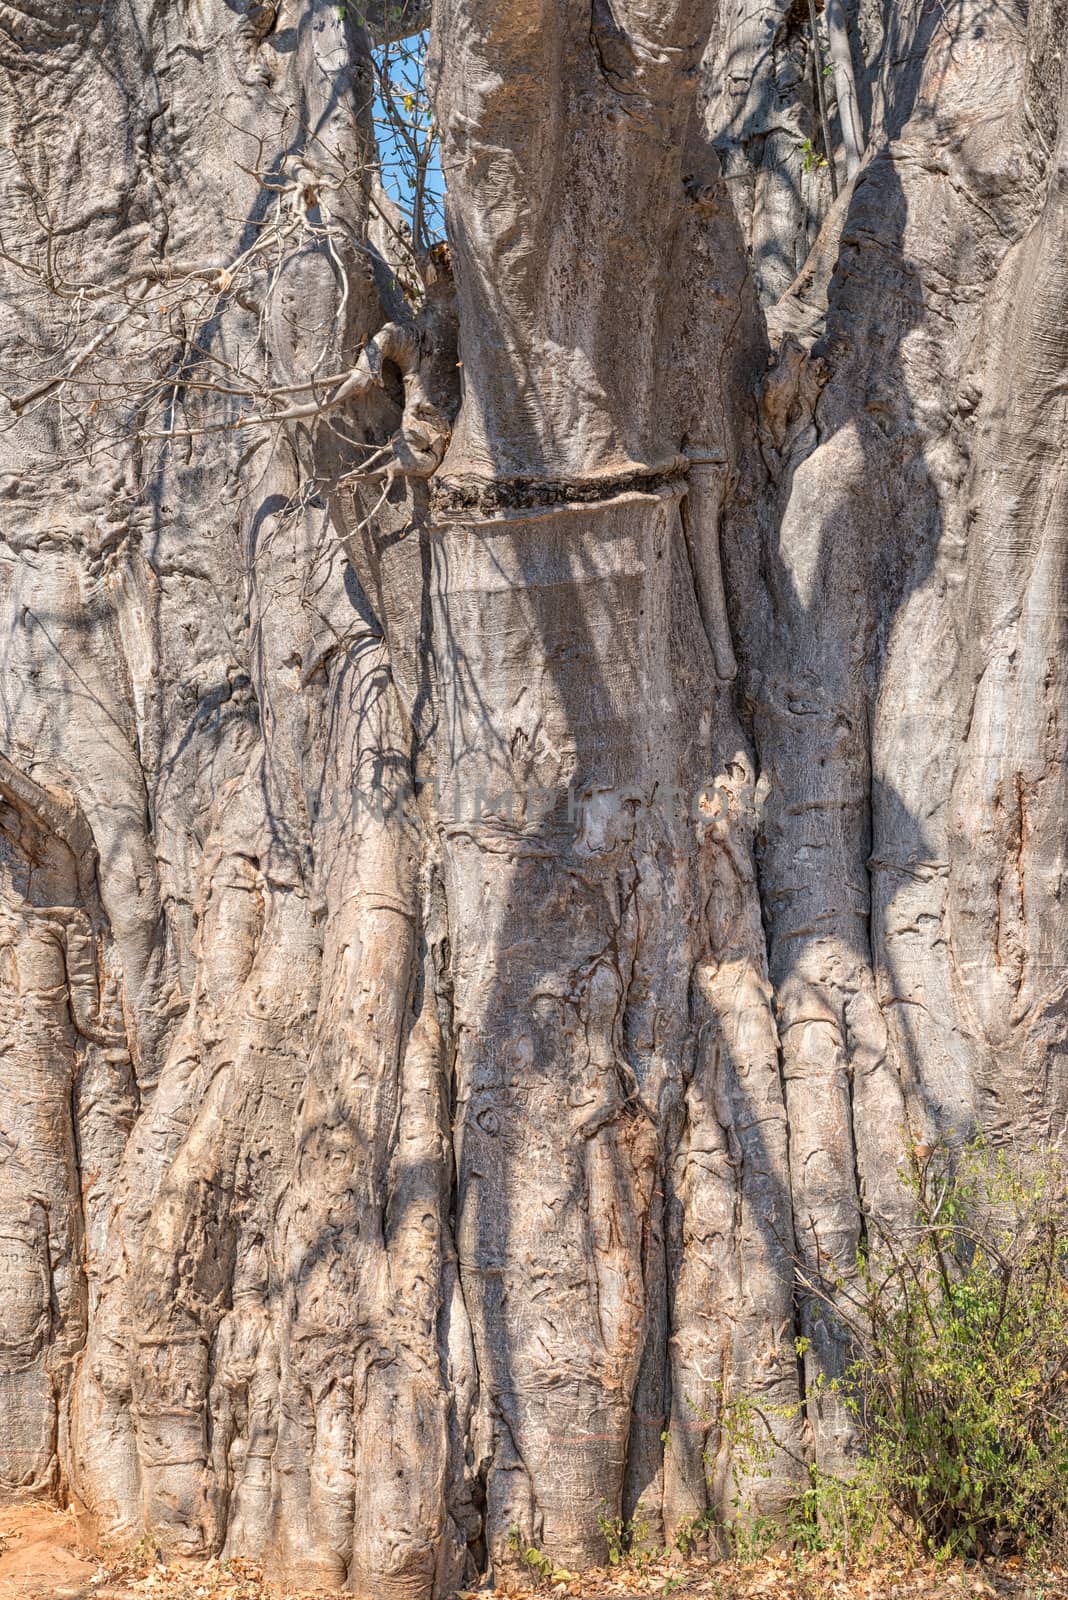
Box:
(0, 0), (1066, 1592)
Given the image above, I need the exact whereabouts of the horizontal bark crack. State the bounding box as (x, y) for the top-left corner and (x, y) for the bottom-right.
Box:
(429, 458), (691, 518)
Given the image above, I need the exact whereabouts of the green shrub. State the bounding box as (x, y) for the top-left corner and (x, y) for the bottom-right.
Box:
(802, 1139), (1068, 1560)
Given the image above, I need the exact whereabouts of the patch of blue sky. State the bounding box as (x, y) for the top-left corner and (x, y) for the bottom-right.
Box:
(371, 28), (446, 248)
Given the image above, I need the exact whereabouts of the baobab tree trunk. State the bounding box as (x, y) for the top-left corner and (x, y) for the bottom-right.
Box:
(0, 0), (1066, 1593)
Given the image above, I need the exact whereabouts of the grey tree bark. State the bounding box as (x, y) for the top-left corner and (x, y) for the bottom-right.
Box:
(0, 0), (1065, 1592)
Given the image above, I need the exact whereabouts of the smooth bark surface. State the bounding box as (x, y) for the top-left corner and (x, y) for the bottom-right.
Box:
(0, 0), (1066, 1593)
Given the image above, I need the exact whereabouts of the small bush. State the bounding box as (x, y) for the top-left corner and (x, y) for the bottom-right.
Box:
(803, 1139), (1068, 1560)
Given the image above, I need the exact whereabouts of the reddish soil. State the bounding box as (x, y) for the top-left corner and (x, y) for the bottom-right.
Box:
(0, 1506), (1065, 1600)
(0, 1506), (95, 1600)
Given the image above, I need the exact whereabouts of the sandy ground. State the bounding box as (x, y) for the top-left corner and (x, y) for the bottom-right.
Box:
(0, 1507), (271, 1600)
(0, 1507), (96, 1600)
(2, 1505), (1067, 1600)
